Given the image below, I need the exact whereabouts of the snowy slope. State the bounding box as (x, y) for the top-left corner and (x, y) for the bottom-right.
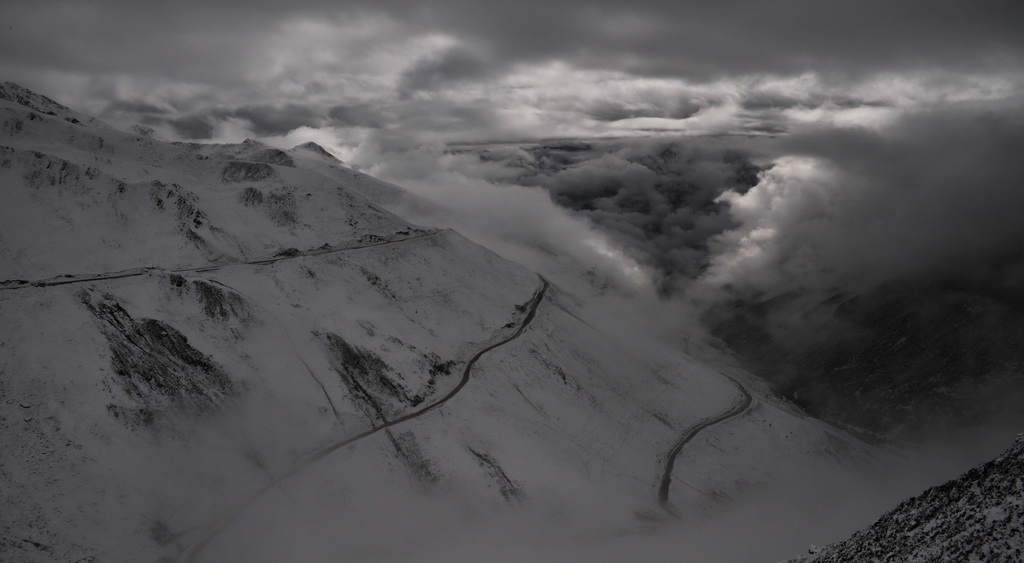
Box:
(2, 83), (887, 562)
(794, 434), (1024, 562)
(0, 83), (412, 280)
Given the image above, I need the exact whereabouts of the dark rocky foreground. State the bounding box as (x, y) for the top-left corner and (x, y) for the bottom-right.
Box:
(795, 434), (1024, 562)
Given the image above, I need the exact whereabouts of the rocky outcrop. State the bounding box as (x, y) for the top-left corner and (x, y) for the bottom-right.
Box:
(797, 434), (1024, 562)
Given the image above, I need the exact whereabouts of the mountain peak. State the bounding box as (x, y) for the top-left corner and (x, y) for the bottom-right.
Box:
(0, 80), (109, 130)
(0, 81), (73, 116)
(294, 141), (342, 162)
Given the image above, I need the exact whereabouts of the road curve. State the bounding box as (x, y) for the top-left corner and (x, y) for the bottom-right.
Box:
(182, 276), (549, 563)
(657, 375), (753, 516)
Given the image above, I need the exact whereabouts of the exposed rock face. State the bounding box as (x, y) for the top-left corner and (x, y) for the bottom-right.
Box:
(80, 291), (237, 419)
(318, 331), (422, 420)
(798, 434), (1024, 562)
(221, 160), (276, 183)
(0, 82), (97, 127)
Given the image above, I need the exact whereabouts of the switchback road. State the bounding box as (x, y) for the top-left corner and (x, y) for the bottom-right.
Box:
(181, 276), (549, 563)
(658, 374), (753, 516)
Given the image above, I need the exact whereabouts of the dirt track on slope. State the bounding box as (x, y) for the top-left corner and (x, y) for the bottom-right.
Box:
(181, 276), (549, 563)
(658, 375), (753, 516)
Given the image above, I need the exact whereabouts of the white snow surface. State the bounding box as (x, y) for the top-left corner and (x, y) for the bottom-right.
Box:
(1, 82), (898, 562)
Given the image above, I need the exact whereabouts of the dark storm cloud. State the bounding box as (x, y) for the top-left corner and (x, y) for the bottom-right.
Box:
(4, 1), (1023, 90)
(397, 46), (493, 96)
(0, 2), (277, 83)
(101, 99), (170, 117)
(757, 103), (1024, 295)
(778, 103), (1024, 292)
(830, 96), (888, 109)
(387, 0), (1024, 79)
(105, 97), (327, 140)
(740, 93), (887, 112)
(459, 99), (1024, 300)
(740, 94), (807, 112)
(586, 98), (703, 122)
(743, 123), (789, 135)
(670, 99), (704, 119)
(166, 115), (215, 139)
(1, 0), (1021, 149)
(232, 104), (323, 136)
(459, 140), (761, 279)
(692, 102), (1024, 437)
(328, 104), (387, 128)
(586, 103), (664, 122)
(398, 100), (502, 134)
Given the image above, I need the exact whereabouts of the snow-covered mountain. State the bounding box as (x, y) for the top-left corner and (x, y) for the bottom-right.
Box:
(794, 434), (1024, 562)
(1, 82), (897, 562)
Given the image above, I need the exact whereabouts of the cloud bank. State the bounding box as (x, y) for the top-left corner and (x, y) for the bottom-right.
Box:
(3, 1), (1022, 150)
(349, 95), (1024, 437)
(681, 101), (1024, 437)
(700, 101), (1024, 302)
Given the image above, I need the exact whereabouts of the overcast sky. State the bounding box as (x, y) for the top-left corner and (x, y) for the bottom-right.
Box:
(3, 0), (1023, 147)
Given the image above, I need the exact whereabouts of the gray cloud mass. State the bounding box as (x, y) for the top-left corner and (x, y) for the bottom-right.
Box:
(688, 103), (1024, 436)
(397, 46), (494, 96)
(30, 3), (1024, 73)
(2, 1), (1022, 139)
(166, 115), (215, 140)
(508, 141), (760, 279)
(232, 104), (323, 136)
(328, 104), (387, 128)
(710, 103), (1024, 299)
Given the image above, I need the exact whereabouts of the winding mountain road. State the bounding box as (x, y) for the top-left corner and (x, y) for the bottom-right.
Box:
(180, 276), (549, 563)
(657, 374), (753, 516)
(0, 230), (439, 290)
(0, 228), (548, 560)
